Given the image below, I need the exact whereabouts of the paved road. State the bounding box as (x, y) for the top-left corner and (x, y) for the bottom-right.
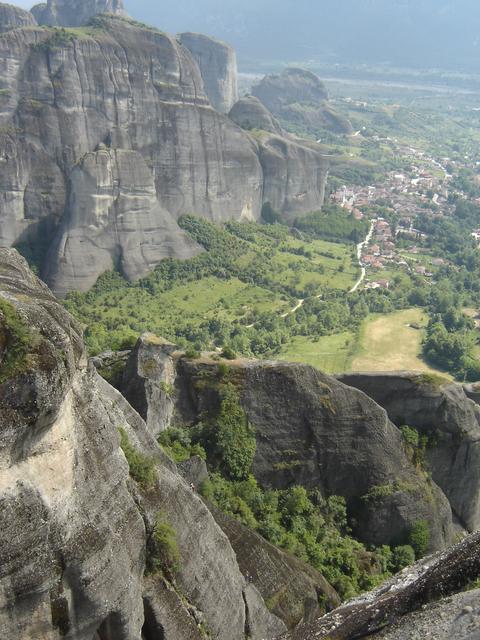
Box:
(349, 221), (375, 293)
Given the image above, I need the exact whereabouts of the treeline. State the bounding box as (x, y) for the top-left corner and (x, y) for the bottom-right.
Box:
(295, 205), (369, 244)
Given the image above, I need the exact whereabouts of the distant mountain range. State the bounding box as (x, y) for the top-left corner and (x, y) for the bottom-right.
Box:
(126, 0), (480, 73)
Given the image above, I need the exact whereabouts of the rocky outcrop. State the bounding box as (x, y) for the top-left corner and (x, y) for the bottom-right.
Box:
(0, 2), (36, 32)
(258, 134), (329, 221)
(121, 334), (179, 437)
(44, 148), (201, 296)
(339, 372), (480, 533)
(252, 68), (353, 134)
(0, 15), (329, 294)
(178, 32), (238, 113)
(229, 95), (283, 135)
(121, 343), (456, 553)
(211, 506), (340, 629)
(31, 0), (126, 26)
(0, 248), (286, 639)
(277, 530), (480, 640)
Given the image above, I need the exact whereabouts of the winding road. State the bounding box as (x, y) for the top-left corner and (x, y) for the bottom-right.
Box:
(349, 221), (375, 293)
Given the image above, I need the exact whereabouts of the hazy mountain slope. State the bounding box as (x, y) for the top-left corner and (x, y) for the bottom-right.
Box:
(127, 0), (480, 72)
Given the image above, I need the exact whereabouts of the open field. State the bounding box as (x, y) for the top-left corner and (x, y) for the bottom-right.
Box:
(351, 308), (451, 376)
(277, 332), (356, 373)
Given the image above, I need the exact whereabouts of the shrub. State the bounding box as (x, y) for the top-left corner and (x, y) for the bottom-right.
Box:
(407, 520), (430, 559)
(215, 383), (256, 480)
(400, 425), (419, 449)
(184, 347), (200, 359)
(158, 426), (206, 463)
(392, 545), (416, 571)
(0, 298), (34, 383)
(221, 345), (237, 360)
(148, 513), (180, 576)
(119, 428), (156, 488)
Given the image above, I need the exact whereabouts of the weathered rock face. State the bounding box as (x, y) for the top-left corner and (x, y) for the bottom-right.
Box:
(278, 530), (480, 640)
(0, 16), (263, 294)
(121, 333), (179, 437)
(44, 148), (201, 296)
(0, 248), (286, 640)
(252, 68), (353, 134)
(178, 32), (238, 113)
(121, 344), (456, 553)
(31, 0), (126, 27)
(229, 95), (283, 135)
(0, 2), (36, 32)
(0, 15), (329, 294)
(339, 372), (480, 533)
(258, 134), (329, 221)
(211, 506), (341, 630)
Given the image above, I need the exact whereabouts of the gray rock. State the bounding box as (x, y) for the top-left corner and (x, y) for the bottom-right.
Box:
(122, 346), (455, 553)
(277, 531), (480, 640)
(177, 455), (209, 488)
(252, 68), (353, 135)
(0, 17), (331, 294)
(179, 31), (238, 113)
(244, 583), (288, 639)
(0, 3), (37, 33)
(339, 372), (480, 532)
(31, 0), (127, 27)
(0, 248), (279, 640)
(44, 148), (201, 295)
(229, 95), (283, 135)
(0, 17), (265, 294)
(258, 134), (329, 222)
(121, 333), (179, 436)
(211, 506), (340, 629)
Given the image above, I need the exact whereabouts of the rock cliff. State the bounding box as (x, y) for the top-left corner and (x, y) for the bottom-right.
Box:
(0, 2), (36, 32)
(31, 0), (126, 26)
(178, 32), (238, 113)
(278, 530), (480, 640)
(119, 338), (457, 554)
(339, 372), (480, 533)
(0, 248), (288, 639)
(0, 13), (329, 295)
(252, 68), (353, 135)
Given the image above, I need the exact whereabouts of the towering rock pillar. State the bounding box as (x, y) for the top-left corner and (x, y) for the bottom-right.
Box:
(31, 0), (127, 27)
(179, 32), (239, 113)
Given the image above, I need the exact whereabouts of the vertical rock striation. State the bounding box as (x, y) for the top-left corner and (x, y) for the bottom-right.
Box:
(179, 31), (239, 113)
(0, 248), (286, 639)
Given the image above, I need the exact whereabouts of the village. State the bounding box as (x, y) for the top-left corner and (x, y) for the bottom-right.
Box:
(330, 140), (457, 290)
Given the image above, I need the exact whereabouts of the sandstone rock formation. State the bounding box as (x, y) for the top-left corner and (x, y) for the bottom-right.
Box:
(0, 2), (36, 32)
(277, 530), (480, 640)
(120, 341), (457, 553)
(0, 14), (329, 295)
(179, 31), (239, 113)
(252, 68), (353, 134)
(31, 0), (126, 26)
(339, 372), (480, 533)
(0, 248), (287, 639)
